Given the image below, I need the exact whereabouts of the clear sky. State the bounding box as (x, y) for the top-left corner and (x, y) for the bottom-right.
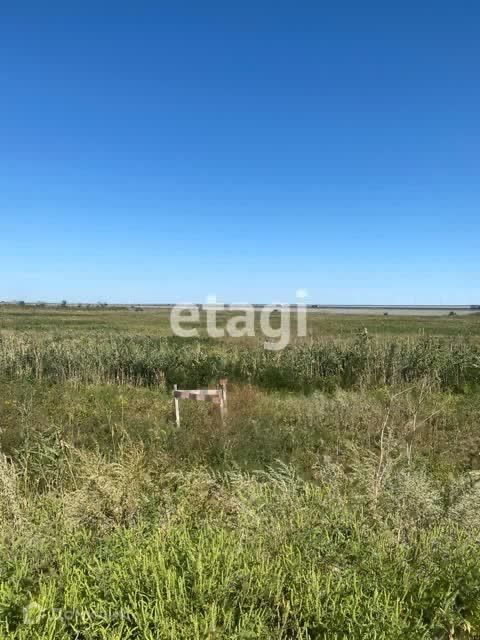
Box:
(1, 1), (479, 304)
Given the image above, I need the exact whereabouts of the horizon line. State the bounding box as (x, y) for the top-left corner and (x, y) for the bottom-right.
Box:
(1, 301), (479, 310)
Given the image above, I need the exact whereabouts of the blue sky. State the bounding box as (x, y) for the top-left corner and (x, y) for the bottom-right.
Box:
(1, 1), (479, 304)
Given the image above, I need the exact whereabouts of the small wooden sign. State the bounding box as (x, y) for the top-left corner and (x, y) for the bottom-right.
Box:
(173, 379), (227, 427)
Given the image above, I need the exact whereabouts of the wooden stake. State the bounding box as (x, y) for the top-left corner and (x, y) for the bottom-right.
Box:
(173, 383), (180, 427)
(219, 396), (225, 425)
(219, 378), (228, 416)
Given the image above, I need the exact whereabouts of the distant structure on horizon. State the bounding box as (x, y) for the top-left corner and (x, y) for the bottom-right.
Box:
(1, 302), (480, 310)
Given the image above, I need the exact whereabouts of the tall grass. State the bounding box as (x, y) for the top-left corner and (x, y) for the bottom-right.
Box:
(2, 318), (480, 638)
(2, 461), (480, 639)
(1, 378), (480, 637)
(1, 331), (479, 391)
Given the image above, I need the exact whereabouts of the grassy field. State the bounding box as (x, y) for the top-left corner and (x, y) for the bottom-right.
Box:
(1, 307), (480, 638)
(2, 306), (480, 338)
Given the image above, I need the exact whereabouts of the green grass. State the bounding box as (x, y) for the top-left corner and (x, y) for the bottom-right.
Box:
(2, 308), (480, 638)
(4, 468), (480, 639)
(0, 330), (479, 393)
(2, 305), (480, 338)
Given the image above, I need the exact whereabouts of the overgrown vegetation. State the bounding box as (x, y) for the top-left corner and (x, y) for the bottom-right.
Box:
(1, 310), (480, 638)
(0, 330), (479, 392)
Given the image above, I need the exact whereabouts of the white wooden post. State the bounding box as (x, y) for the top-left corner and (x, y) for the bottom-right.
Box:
(173, 383), (180, 427)
(219, 396), (225, 425)
(219, 378), (227, 416)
